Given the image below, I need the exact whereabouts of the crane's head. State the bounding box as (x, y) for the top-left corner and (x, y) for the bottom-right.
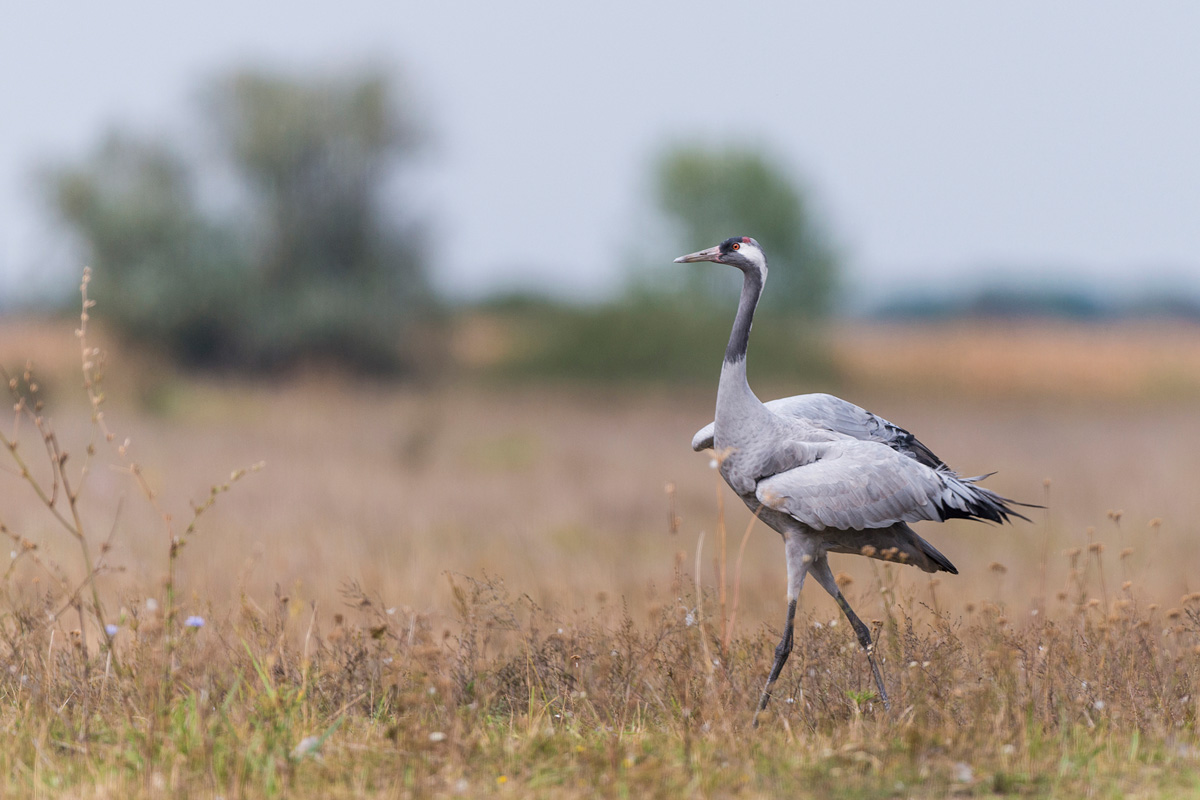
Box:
(673, 237), (767, 276)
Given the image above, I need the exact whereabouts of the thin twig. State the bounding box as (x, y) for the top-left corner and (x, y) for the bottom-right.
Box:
(724, 506), (762, 652)
(694, 530), (715, 679)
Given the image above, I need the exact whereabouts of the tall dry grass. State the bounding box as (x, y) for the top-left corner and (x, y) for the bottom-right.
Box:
(1, 295), (1199, 796)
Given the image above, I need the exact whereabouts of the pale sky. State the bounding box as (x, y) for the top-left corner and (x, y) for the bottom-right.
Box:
(3, 2), (1199, 307)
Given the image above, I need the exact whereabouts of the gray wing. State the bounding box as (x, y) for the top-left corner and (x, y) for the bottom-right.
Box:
(755, 439), (1023, 531)
(692, 393), (944, 469)
(755, 440), (946, 531)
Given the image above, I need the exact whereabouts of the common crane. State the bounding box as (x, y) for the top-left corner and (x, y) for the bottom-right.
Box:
(675, 236), (1030, 724)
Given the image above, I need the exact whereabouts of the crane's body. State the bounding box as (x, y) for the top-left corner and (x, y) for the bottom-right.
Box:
(674, 237), (1029, 724)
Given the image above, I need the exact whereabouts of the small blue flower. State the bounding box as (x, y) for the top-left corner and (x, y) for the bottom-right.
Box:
(105, 624), (119, 637)
(184, 615), (205, 628)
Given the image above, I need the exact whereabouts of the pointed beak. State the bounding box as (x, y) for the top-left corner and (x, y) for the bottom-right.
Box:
(673, 245), (722, 264)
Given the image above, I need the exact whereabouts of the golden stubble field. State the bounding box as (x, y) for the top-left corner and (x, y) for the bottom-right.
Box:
(5, 316), (1198, 623)
(2, 313), (1200, 798)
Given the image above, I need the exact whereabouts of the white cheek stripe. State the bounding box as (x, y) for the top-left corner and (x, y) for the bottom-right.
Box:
(740, 244), (767, 272)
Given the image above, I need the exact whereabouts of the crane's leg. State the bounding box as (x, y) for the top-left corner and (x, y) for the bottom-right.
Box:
(753, 533), (811, 728)
(809, 555), (891, 711)
(752, 597), (796, 728)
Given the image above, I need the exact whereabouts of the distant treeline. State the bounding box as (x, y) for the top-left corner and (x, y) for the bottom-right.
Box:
(872, 285), (1200, 321)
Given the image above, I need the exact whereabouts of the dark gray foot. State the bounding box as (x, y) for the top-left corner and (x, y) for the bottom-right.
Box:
(837, 594), (890, 711)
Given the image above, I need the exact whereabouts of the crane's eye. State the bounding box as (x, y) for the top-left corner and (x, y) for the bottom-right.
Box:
(732, 243), (740, 250)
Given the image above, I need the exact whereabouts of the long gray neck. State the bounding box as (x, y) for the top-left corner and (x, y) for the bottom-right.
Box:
(715, 266), (773, 455)
(724, 267), (764, 364)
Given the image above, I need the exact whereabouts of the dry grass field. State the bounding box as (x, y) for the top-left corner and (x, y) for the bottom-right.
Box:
(2, 309), (1200, 797)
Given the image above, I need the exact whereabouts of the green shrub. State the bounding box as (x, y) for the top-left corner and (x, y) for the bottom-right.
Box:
(480, 298), (834, 384)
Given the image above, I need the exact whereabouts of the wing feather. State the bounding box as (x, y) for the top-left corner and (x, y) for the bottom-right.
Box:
(754, 440), (947, 531)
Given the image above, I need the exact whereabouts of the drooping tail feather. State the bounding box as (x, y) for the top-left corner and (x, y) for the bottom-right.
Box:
(937, 469), (1037, 525)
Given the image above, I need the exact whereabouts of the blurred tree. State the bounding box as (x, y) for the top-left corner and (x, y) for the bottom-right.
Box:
(655, 145), (839, 316)
(49, 133), (248, 364)
(45, 67), (430, 372)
